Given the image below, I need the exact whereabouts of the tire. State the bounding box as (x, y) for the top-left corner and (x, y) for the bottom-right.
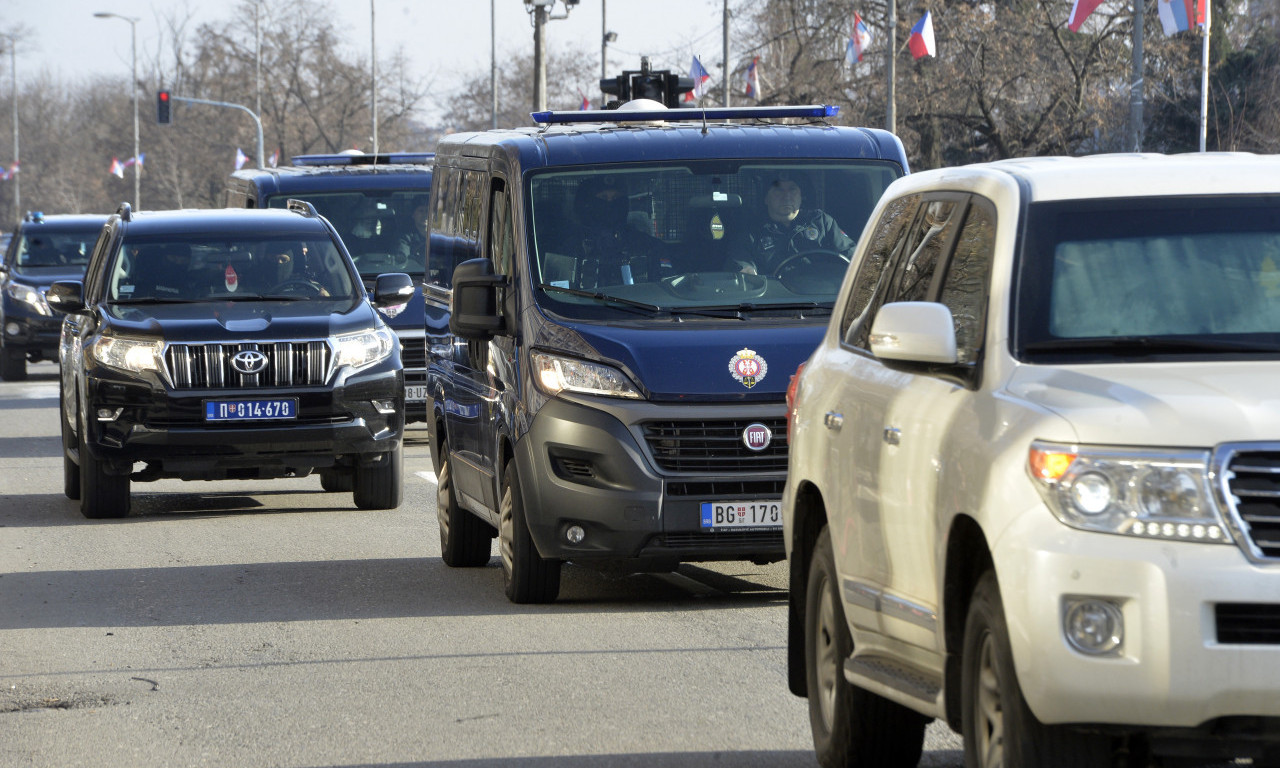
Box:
(805, 527), (927, 768)
(437, 440), (491, 567)
(352, 443), (403, 510)
(499, 461), (561, 604)
(962, 571), (1113, 768)
(78, 411), (130, 519)
(1, 345), (26, 381)
(319, 468), (353, 493)
(62, 401), (80, 501)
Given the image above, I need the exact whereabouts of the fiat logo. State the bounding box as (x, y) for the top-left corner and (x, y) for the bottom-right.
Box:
(742, 422), (772, 452)
(231, 349), (269, 375)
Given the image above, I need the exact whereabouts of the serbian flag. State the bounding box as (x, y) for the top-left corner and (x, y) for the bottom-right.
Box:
(846, 13), (872, 65)
(578, 91), (590, 110)
(269, 148), (279, 168)
(1158, 0), (1206, 34)
(744, 57), (760, 100)
(109, 157), (125, 179)
(1066, 0), (1105, 32)
(234, 147), (248, 170)
(684, 56), (711, 102)
(908, 11), (936, 59)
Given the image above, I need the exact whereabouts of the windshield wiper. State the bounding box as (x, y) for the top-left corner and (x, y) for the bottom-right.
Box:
(537, 283), (664, 315)
(685, 301), (832, 319)
(109, 297), (206, 305)
(1023, 336), (1280, 355)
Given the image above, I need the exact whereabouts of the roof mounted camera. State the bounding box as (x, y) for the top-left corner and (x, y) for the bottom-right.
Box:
(599, 57), (695, 109)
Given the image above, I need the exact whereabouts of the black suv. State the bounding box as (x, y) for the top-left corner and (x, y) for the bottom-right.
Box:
(48, 202), (412, 518)
(1, 212), (109, 380)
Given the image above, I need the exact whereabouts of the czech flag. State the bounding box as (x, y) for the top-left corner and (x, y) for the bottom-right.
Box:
(846, 13), (872, 65)
(908, 11), (935, 59)
(109, 157), (125, 179)
(744, 57), (760, 100)
(234, 147), (248, 170)
(1066, 0), (1105, 32)
(685, 56), (711, 102)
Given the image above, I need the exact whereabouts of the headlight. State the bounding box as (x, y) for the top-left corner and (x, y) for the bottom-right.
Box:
(334, 327), (395, 370)
(531, 350), (642, 399)
(1028, 441), (1233, 544)
(90, 334), (163, 374)
(4, 282), (51, 316)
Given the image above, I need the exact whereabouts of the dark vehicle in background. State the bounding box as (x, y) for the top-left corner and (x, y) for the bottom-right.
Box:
(426, 102), (908, 603)
(48, 202), (411, 518)
(1, 212), (109, 380)
(225, 152), (433, 422)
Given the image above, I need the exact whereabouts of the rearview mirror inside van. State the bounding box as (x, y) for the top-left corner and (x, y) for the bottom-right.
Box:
(449, 258), (506, 340)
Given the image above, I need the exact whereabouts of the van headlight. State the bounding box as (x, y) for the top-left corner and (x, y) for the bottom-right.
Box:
(91, 333), (163, 374)
(531, 350), (642, 399)
(1028, 441), (1233, 544)
(334, 328), (395, 370)
(5, 282), (51, 316)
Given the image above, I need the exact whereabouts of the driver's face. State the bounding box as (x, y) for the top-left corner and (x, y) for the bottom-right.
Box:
(765, 180), (802, 223)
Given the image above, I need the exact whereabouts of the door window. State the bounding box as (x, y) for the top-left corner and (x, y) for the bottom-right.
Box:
(937, 200), (995, 365)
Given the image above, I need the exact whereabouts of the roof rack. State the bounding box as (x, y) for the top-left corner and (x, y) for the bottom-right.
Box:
(530, 104), (839, 125)
(286, 199), (320, 218)
(290, 152), (435, 167)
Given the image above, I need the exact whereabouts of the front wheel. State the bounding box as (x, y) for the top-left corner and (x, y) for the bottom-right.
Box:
(961, 571), (1113, 768)
(437, 440), (492, 567)
(319, 468), (353, 493)
(1, 345), (26, 381)
(78, 411), (129, 519)
(805, 527), (926, 767)
(499, 461), (561, 604)
(62, 402), (80, 500)
(352, 443), (403, 510)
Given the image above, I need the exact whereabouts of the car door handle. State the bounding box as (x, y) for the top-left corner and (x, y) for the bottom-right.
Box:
(824, 412), (843, 431)
(883, 427), (901, 446)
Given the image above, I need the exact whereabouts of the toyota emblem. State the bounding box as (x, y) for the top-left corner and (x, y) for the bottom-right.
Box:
(742, 422), (772, 452)
(231, 349), (269, 375)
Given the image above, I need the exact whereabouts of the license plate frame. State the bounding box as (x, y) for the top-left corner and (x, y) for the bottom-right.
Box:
(699, 500), (783, 530)
(204, 398), (298, 422)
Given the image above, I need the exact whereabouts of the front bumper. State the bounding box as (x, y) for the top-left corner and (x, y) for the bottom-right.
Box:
(513, 396), (787, 565)
(2, 305), (61, 359)
(994, 507), (1280, 729)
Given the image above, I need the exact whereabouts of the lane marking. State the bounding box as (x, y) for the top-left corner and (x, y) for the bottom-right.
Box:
(414, 471), (438, 484)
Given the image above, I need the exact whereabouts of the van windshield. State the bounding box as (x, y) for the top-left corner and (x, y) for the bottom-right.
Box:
(12, 224), (102, 274)
(268, 192), (430, 281)
(1017, 195), (1280, 360)
(528, 161), (900, 319)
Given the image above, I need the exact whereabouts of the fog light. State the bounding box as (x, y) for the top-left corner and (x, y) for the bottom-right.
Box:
(372, 399), (396, 414)
(1063, 597), (1124, 655)
(95, 407), (123, 422)
(4, 321), (19, 337)
(565, 525), (585, 545)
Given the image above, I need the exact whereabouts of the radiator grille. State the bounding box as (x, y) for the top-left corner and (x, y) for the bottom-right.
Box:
(1222, 450), (1280, 560)
(165, 341), (331, 389)
(642, 418), (788, 473)
(657, 530), (785, 550)
(1216, 603), (1280, 644)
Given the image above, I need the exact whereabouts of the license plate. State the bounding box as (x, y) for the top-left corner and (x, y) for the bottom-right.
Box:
(404, 384), (428, 402)
(700, 500), (783, 529)
(205, 398), (297, 421)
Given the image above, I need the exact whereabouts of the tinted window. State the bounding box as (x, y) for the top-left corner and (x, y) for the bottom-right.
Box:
(267, 191), (430, 280)
(938, 200), (995, 364)
(840, 194), (920, 346)
(888, 198), (962, 304)
(12, 224), (104, 273)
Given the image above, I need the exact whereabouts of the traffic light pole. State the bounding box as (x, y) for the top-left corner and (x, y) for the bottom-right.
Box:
(166, 94), (265, 169)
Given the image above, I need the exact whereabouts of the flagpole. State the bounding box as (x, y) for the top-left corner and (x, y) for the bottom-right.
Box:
(1198, 0), (1210, 152)
(886, 0), (896, 133)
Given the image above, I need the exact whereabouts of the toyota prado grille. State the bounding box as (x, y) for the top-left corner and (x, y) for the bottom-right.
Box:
(1221, 448), (1280, 560)
(165, 341), (332, 389)
(642, 418), (788, 474)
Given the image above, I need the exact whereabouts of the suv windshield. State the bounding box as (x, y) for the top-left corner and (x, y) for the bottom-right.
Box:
(1017, 195), (1280, 359)
(268, 192), (429, 281)
(528, 160), (900, 320)
(106, 234), (359, 303)
(12, 224), (102, 273)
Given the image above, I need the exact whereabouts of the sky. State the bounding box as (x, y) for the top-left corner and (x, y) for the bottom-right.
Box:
(3, 0), (736, 122)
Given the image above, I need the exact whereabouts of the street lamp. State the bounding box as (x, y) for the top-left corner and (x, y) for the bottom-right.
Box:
(1, 33), (18, 225)
(94, 12), (141, 210)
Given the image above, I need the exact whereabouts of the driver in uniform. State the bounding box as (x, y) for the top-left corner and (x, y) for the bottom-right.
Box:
(727, 175), (855, 275)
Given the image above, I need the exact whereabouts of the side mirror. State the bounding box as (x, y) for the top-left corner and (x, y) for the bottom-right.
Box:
(869, 301), (957, 364)
(449, 258), (506, 340)
(46, 280), (86, 314)
(372, 272), (415, 308)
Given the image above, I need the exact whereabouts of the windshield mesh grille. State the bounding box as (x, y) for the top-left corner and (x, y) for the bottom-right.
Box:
(642, 418), (787, 474)
(165, 341), (331, 389)
(1224, 450), (1280, 560)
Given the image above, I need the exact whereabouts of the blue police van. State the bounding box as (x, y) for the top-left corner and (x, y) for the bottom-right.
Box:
(427, 101), (908, 602)
(225, 152), (432, 422)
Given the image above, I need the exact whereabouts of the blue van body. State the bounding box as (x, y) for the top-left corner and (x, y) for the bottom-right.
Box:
(226, 153), (432, 422)
(427, 106), (908, 602)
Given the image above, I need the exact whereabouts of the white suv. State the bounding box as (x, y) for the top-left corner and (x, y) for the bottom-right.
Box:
(782, 153), (1280, 768)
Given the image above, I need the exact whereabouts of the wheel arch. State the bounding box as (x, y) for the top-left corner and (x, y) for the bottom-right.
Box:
(788, 478), (828, 698)
(942, 512), (993, 729)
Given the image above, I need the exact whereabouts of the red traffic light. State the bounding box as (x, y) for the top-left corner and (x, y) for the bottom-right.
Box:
(157, 90), (171, 124)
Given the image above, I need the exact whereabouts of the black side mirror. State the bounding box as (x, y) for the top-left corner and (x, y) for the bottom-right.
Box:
(450, 258), (506, 340)
(46, 280), (86, 314)
(372, 272), (415, 308)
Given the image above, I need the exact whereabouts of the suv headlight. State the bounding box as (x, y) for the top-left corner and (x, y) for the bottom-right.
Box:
(5, 282), (51, 316)
(91, 333), (163, 374)
(334, 327), (395, 370)
(1028, 441), (1233, 544)
(531, 350), (642, 399)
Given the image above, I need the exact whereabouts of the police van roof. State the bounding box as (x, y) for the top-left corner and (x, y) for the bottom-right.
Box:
(229, 152), (433, 196)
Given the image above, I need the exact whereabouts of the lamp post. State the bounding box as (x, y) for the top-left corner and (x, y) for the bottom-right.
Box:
(1, 34), (18, 224)
(93, 12), (140, 210)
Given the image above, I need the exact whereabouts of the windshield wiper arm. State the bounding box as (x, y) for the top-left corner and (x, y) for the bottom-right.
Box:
(537, 283), (664, 315)
(1024, 336), (1280, 354)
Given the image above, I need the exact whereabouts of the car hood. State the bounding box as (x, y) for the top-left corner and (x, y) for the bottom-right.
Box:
(102, 298), (376, 342)
(1005, 360), (1280, 446)
(542, 319), (826, 401)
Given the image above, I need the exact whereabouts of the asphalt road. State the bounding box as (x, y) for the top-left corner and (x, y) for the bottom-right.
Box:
(0, 360), (966, 767)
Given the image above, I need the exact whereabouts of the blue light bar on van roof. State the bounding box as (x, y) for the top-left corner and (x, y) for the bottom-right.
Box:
(531, 104), (840, 125)
(290, 152), (434, 167)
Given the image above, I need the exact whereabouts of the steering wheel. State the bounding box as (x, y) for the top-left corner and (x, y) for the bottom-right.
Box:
(771, 249), (852, 294)
(770, 248), (850, 277)
(271, 278), (327, 297)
